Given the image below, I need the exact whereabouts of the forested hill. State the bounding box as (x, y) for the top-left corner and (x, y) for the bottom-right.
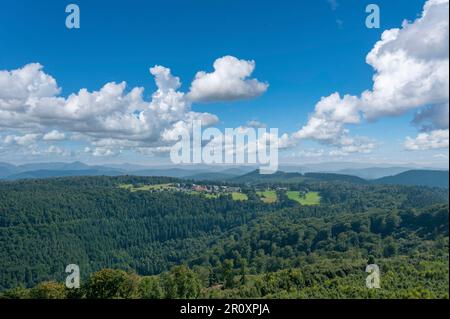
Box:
(232, 170), (370, 184)
(372, 170), (449, 188)
(2, 161), (448, 189)
(231, 169), (448, 188)
(0, 175), (448, 298)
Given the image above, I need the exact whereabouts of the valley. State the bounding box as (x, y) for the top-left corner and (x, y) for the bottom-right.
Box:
(0, 172), (448, 298)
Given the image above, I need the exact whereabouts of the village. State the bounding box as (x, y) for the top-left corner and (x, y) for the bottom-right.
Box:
(119, 182), (321, 205)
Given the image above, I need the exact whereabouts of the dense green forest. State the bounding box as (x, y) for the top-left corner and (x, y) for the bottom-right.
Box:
(0, 176), (448, 298)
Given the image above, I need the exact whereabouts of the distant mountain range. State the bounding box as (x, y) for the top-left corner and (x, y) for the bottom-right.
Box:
(332, 167), (415, 179)
(0, 162), (447, 188)
(0, 162), (124, 179)
(371, 170), (449, 188)
(231, 170), (371, 184)
(232, 169), (448, 188)
(231, 170), (308, 184)
(0, 162), (249, 180)
(4, 169), (122, 180)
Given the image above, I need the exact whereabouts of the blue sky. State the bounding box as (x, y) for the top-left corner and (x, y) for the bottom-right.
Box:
(0, 0), (448, 167)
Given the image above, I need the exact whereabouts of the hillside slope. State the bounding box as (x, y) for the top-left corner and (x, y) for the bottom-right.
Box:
(373, 170), (448, 188)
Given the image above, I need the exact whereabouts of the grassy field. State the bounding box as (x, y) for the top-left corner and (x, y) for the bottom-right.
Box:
(256, 190), (278, 203)
(286, 191), (321, 205)
(232, 192), (248, 201)
(190, 191), (247, 201)
(119, 183), (175, 192)
(120, 184), (249, 202)
(203, 193), (220, 199)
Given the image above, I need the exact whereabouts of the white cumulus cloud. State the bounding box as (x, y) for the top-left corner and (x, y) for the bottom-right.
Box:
(3, 133), (41, 146)
(0, 59), (232, 158)
(294, 0), (449, 154)
(188, 56), (268, 102)
(404, 129), (449, 150)
(43, 130), (66, 141)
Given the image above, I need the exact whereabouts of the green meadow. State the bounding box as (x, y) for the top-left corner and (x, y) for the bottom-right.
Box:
(286, 191), (321, 205)
(256, 190), (278, 203)
(231, 192), (248, 201)
(118, 183), (175, 192)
